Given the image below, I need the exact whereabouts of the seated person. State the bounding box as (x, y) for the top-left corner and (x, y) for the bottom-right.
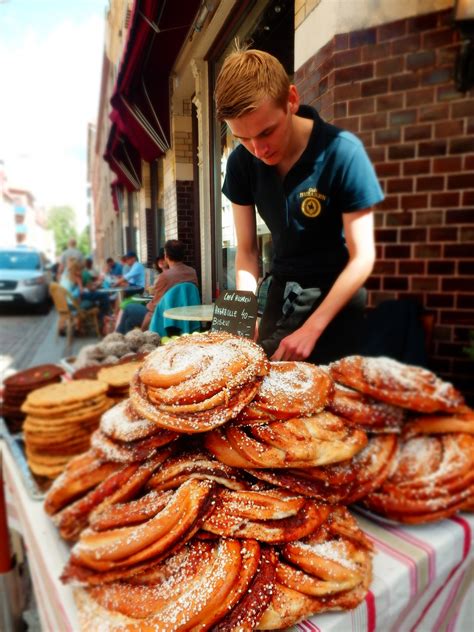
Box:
(114, 251), (146, 298)
(60, 259), (110, 329)
(146, 247), (169, 293)
(105, 256), (123, 277)
(82, 257), (99, 289)
(116, 239), (198, 334)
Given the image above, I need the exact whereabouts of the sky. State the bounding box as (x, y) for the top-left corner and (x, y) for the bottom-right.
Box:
(0, 0), (108, 230)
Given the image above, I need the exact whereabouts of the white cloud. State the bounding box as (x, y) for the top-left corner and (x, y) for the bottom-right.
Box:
(0, 13), (104, 230)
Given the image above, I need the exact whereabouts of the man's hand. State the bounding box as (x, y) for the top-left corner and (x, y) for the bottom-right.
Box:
(271, 324), (321, 361)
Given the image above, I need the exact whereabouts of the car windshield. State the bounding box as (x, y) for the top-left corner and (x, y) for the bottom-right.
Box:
(0, 251), (41, 270)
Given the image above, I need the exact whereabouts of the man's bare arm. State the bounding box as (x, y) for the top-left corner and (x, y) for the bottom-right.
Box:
(232, 203), (259, 293)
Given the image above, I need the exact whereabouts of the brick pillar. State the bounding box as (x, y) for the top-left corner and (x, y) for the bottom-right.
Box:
(295, 9), (474, 402)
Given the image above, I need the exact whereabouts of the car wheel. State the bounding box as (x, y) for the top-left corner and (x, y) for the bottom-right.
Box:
(36, 300), (51, 315)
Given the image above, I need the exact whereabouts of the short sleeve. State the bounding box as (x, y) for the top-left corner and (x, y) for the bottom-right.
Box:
(222, 146), (255, 206)
(336, 141), (384, 213)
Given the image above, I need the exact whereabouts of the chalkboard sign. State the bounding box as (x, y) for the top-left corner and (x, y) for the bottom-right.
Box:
(211, 290), (258, 338)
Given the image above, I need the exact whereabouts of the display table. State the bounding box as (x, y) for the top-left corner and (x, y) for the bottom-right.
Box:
(1, 438), (472, 631)
(162, 304), (215, 322)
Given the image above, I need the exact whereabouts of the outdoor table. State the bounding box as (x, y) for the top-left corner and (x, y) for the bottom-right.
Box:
(131, 294), (152, 304)
(1, 433), (472, 631)
(162, 303), (215, 322)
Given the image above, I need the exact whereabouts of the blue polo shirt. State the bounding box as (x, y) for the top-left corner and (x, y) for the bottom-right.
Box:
(124, 261), (145, 288)
(223, 105), (384, 287)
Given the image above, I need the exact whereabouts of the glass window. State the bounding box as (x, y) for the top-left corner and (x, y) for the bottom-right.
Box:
(0, 251), (41, 270)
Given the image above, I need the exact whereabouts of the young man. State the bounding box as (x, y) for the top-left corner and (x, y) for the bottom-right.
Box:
(215, 49), (384, 364)
(115, 251), (145, 293)
(116, 240), (198, 334)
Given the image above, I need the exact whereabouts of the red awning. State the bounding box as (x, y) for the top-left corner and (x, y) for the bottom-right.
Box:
(110, 179), (124, 213)
(104, 125), (142, 191)
(110, 0), (201, 162)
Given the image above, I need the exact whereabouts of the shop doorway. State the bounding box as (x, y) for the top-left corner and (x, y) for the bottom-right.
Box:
(209, 0), (294, 296)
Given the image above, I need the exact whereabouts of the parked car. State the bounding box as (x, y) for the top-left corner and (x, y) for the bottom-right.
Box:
(0, 246), (50, 313)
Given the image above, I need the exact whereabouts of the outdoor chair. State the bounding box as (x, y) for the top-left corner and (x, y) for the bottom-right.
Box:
(49, 282), (101, 353)
(149, 282), (201, 337)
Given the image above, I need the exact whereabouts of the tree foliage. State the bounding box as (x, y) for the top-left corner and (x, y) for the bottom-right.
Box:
(78, 225), (91, 256)
(47, 206), (77, 255)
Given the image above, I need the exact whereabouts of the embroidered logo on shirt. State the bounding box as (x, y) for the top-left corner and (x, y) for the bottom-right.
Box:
(299, 188), (327, 218)
(301, 197), (321, 218)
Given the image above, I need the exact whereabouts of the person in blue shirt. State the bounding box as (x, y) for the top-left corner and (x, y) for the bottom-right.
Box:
(215, 48), (384, 364)
(105, 257), (123, 276)
(115, 251), (145, 296)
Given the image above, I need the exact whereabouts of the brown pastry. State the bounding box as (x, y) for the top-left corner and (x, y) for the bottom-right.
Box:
(130, 331), (269, 433)
(402, 407), (474, 438)
(249, 434), (398, 504)
(328, 382), (405, 432)
(257, 507), (373, 629)
(205, 411), (368, 469)
(146, 448), (250, 492)
(64, 478), (215, 581)
(52, 449), (174, 541)
(202, 487), (330, 543)
(238, 360), (334, 421)
(363, 433), (474, 523)
(329, 355), (464, 413)
(73, 538), (275, 631)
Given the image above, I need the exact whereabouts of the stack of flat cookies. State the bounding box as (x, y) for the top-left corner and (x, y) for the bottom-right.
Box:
(1, 364), (64, 433)
(21, 379), (114, 479)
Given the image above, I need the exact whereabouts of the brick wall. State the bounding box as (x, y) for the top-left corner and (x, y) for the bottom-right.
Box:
(295, 9), (474, 401)
(176, 180), (196, 267)
(174, 130), (193, 162)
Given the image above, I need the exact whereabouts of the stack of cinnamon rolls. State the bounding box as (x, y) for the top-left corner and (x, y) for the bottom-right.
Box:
(44, 331), (473, 630)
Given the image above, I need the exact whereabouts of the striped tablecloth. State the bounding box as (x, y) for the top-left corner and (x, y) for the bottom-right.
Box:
(2, 440), (472, 632)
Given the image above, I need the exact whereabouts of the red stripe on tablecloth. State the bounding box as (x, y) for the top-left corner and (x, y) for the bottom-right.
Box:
(365, 590), (376, 632)
(298, 620), (322, 632)
(446, 567), (470, 632)
(367, 533), (418, 594)
(450, 516), (471, 559)
(409, 517), (472, 632)
(382, 526), (436, 582)
(433, 566), (467, 631)
(359, 511), (436, 583)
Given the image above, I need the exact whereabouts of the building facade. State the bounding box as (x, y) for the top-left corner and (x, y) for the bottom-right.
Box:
(91, 0), (474, 399)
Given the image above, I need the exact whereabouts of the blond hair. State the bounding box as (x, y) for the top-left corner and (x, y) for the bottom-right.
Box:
(215, 48), (290, 120)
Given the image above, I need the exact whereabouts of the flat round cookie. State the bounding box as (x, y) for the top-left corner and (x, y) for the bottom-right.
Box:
(97, 362), (142, 388)
(23, 380), (108, 409)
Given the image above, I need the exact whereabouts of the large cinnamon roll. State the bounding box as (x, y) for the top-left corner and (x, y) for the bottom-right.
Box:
(249, 434), (398, 504)
(52, 449), (174, 541)
(202, 487), (330, 543)
(44, 452), (121, 516)
(73, 538), (276, 631)
(205, 411), (368, 469)
(130, 332), (269, 433)
(402, 407), (474, 438)
(328, 382), (405, 433)
(238, 361), (334, 422)
(63, 478), (215, 583)
(256, 507), (373, 629)
(363, 433), (474, 523)
(329, 355), (464, 413)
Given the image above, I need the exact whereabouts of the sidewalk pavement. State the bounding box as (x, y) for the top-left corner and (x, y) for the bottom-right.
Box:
(0, 309), (99, 384)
